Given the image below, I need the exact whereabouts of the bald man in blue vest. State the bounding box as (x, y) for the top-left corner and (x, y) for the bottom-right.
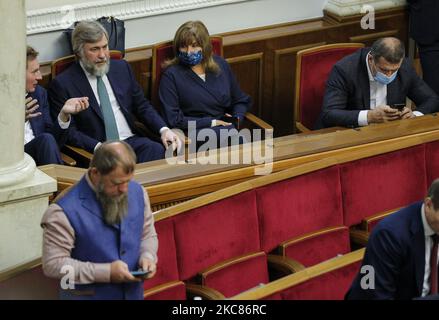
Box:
(41, 141), (158, 300)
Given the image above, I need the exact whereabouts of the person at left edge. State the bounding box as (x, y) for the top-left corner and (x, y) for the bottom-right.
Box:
(48, 21), (181, 163)
(25, 45), (89, 165)
(41, 141), (158, 300)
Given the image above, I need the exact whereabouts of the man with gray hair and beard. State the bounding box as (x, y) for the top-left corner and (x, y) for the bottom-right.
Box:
(41, 141), (158, 300)
(49, 20), (181, 163)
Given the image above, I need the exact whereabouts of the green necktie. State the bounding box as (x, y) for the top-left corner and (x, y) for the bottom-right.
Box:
(97, 76), (120, 141)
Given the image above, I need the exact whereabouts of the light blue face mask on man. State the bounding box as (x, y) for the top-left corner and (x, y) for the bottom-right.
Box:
(374, 70), (398, 85)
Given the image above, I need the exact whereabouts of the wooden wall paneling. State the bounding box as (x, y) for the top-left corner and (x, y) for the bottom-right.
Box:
(273, 42), (326, 136)
(226, 53), (264, 119)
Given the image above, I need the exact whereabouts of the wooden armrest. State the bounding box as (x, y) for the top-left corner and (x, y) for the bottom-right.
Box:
(61, 153), (76, 166)
(143, 280), (185, 299)
(244, 112), (273, 130)
(64, 145), (93, 160)
(349, 228), (369, 247)
(186, 283), (225, 300)
(295, 121), (311, 133)
(267, 254), (305, 281)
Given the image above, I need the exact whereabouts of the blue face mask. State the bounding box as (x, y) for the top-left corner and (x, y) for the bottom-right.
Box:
(178, 50), (203, 66)
(374, 70), (398, 85)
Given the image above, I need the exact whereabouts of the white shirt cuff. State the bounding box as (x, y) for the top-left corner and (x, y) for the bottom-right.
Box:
(358, 110), (369, 127)
(211, 119), (216, 127)
(57, 113), (71, 129)
(94, 142), (102, 153)
(413, 111), (424, 117)
(159, 127), (169, 134)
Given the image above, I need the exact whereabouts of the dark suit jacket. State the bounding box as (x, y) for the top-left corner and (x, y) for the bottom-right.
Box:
(346, 201), (427, 300)
(317, 48), (439, 129)
(408, 0), (439, 45)
(159, 55), (251, 130)
(28, 85), (67, 147)
(48, 60), (166, 152)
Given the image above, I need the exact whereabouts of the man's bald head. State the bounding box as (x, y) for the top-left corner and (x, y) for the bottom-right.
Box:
(370, 37), (405, 64)
(90, 141), (137, 175)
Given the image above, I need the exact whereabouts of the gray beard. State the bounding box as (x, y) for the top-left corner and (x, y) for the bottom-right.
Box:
(81, 57), (110, 77)
(96, 183), (128, 225)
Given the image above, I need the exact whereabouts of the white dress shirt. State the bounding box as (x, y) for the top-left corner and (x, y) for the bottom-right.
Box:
(358, 52), (423, 126)
(80, 62), (135, 142)
(24, 113), (70, 144)
(421, 204), (439, 297)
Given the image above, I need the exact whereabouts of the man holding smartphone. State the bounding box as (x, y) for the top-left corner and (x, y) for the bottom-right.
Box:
(25, 46), (89, 165)
(317, 37), (439, 129)
(41, 141), (158, 300)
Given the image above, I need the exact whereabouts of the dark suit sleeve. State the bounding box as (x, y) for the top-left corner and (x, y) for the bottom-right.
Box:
(123, 62), (167, 133)
(48, 79), (100, 152)
(404, 61), (439, 114)
(39, 87), (68, 148)
(321, 65), (362, 128)
(159, 70), (214, 130)
(221, 59), (251, 120)
(347, 228), (403, 300)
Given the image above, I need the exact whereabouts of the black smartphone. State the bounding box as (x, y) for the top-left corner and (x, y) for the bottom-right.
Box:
(391, 103), (405, 111)
(130, 269), (150, 277)
(220, 115), (240, 129)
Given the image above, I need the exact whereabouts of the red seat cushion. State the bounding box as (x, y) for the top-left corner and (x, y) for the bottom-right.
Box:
(256, 166), (344, 253)
(281, 260), (361, 300)
(341, 145), (427, 226)
(282, 227), (350, 267)
(173, 190), (260, 280)
(203, 252), (269, 298)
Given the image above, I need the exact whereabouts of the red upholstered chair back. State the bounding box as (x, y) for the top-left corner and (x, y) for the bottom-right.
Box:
(51, 50), (123, 78)
(172, 190), (260, 280)
(340, 145), (427, 227)
(256, 166), (345, 255)
(426, 140), (439, 186)
(143, 218), (181, 292)
(294, 43), (364, 132)
(151, 36), (223, 106)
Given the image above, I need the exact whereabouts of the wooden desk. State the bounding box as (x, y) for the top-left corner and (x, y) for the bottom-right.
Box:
(40, 114), (439, 210)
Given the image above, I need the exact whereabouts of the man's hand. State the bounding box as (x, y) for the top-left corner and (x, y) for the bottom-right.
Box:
(110, 260), (140, 283)
(25, 96), (42, 121)
(367, 105), (401, 124)
(214, 120), (232, 127)
(400, 106), (415, 119)
(59, 97), (89, 122)
(161, 128), (182, 152)
(139, 258), (157, 280)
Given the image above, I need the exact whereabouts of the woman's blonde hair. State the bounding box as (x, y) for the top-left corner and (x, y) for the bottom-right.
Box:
(164, 21), (220, 73)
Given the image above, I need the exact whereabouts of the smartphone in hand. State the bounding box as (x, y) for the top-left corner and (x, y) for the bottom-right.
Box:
(391, 103), (405, 111)
(130, 269), (150, 277)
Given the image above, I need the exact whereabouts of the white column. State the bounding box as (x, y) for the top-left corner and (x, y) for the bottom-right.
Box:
(0, 0), (57, 274)
(0, 0), (35, 187)
(324, 0), (407, 17)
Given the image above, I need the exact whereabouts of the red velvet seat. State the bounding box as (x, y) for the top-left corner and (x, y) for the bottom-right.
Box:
(171, 190), (290, 298)
(294, 43), (364, 132)
(280, 259), (362, 300)
(341, 145), (427, 227)
(256, 166), (350, 266)
(426, 140), (439, 186)
(143, 218), (186, 300)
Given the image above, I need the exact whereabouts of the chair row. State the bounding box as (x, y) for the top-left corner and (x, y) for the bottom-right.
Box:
(143, 139), (439, 299)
